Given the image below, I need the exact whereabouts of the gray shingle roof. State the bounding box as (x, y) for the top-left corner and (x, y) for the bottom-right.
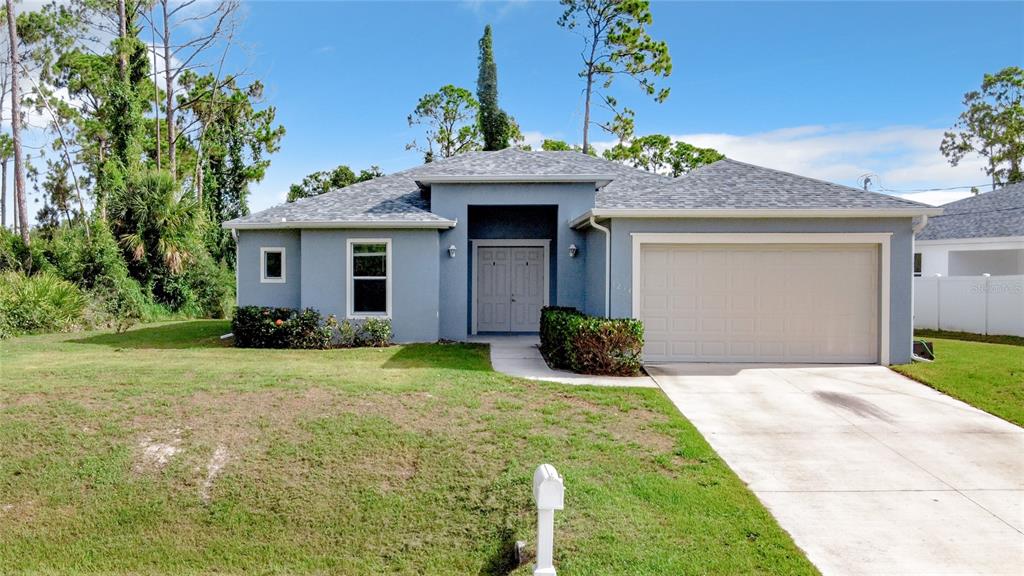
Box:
(225, 151), (938, 229)
(410, 148), (617, 177)
(224, 169), (452, 227)
(605, 159), (938, 210)
(225, 148), (668, 227)
(916, 182), (1024, 241)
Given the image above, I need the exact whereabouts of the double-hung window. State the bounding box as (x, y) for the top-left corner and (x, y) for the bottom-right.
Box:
(261, 247), (286, 283)
(348, 239), (391, 317)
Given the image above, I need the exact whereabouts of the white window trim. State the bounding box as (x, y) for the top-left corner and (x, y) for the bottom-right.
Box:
(346, 238), (392, 319)
(470, 239), (550, 335)
(630, 232), (892, 366)
(260, 247), (286, 284)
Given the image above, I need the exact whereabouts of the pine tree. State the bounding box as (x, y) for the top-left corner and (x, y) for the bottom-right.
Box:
(476, 25), (509, 151)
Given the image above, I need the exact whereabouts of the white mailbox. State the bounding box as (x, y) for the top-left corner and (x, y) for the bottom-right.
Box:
(532, 464), (564, 576)
(533, 464), (564, 510)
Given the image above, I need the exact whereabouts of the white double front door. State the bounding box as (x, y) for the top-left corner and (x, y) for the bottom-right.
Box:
(476, 245), (545, 332)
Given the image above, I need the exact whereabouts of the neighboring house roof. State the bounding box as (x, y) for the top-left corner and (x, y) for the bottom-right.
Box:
(224, 149), (940, 230)
(915, 182), (1024, 241)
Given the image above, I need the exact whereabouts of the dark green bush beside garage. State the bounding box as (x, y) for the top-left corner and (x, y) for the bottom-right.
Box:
(539, 306), (645, 376)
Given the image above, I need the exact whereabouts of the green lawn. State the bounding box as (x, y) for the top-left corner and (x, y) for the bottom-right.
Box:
(0, 321), (815, 575)
(893, 334), (1024, 427)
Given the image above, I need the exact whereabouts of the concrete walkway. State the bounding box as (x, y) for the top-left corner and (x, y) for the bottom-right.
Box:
(647, 363), (1024, 576)
(471, 335), (657, 387)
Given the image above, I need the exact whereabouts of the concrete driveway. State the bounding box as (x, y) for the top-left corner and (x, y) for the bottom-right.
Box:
(647, 364), (1024, 576)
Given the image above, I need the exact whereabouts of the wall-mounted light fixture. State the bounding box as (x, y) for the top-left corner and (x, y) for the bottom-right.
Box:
(568, 244), (578, 258)
(448, 244), (457, 258)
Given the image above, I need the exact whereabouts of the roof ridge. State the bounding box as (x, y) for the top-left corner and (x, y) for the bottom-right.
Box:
(567, 151), (675, 180)
(669, 158), (729, 181)
(940, 181), (1024, 208)
(713, 157), (934, 208)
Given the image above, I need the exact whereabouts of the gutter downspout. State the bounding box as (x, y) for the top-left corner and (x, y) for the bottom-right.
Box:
(589, 216), (611, 318)
(911, 215), (929, 362)
(231, 228), (239, 309)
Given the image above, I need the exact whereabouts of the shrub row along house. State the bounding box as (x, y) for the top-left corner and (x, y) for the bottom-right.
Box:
(224, 148), (940, 364)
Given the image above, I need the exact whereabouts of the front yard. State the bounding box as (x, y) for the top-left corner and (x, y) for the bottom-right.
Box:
(0, 321), (815, 575)
(893, 331), (1024, 427)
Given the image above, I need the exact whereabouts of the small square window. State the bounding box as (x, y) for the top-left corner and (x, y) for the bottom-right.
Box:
(261, 248), (286, 283)
(913, 253), (922, 277)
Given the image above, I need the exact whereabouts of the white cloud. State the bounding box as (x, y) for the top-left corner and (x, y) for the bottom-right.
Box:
(519, 130), (560, 150)
(897, 190), (975, 207)
(591, 124), (993, 206)
(146, 42), (185, 93)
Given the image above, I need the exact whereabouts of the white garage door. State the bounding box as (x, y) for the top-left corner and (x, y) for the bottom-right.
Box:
(638, 243), (879, 363)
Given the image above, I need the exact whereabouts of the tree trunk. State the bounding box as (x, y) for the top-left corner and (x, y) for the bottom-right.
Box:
(151, 6), (160, 170)
(11, 179), (18, 235)
(582, 71), (593, 154)
(97, 135), (107, 220)
(1, 159), (6, 229)
(117, 0), (127, 76)
(6, 0), (29, 248)
(195, 150), (203, 205)
(162, 0), (176, 179)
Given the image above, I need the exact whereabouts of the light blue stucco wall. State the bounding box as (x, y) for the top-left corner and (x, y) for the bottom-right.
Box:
(605, 217), (916, 364)
(583, 226), (607, 317)
(430, 182), (596, 340)
(301, 229), (439, 343)
(236, 228), (439, 343)
(237, 230), (302, 309)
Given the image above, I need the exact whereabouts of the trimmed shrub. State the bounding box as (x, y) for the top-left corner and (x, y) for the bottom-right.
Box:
(569, 316), (645, 376)
(232, 306), (331, 349)
(0, 271), (88, 338)
(326, 316), (393, 348)
(356, 317), (393, 347)
(539, 306), (645, 376)
(539, 306), (584, 369)
(329, 317), (358, 347)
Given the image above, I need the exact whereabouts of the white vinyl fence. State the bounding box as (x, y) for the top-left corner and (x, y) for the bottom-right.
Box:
(914, 275), (1024, 337)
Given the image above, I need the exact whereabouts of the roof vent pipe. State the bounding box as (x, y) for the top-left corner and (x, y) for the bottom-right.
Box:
(912, 215), (929, 235)
(589, 216), (611, 318)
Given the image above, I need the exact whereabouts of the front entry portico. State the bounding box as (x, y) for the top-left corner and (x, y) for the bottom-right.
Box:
(473, 240), (549, 333)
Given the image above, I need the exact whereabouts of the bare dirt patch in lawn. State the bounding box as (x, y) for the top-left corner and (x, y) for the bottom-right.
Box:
(199, 444), (230, 502)
(134, 428), (183, 472)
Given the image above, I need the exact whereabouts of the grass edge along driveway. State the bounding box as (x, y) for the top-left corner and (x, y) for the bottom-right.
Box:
(0, 320), (817, 575)
(893, 331), (1024, 427)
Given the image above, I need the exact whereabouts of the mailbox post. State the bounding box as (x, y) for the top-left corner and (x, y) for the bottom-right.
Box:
(532, 464), (564, 576)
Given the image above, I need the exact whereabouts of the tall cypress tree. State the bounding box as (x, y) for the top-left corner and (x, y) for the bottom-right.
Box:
(477, 25), (509, 151)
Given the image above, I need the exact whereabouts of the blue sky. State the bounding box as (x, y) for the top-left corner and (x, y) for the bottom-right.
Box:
(12, 1), (1024, 215)
(233, 1), (1023, 211)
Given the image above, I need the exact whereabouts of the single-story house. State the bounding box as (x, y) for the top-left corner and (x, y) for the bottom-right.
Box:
(225, 149), (941, 365)
(914, 183), (1024, 277)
